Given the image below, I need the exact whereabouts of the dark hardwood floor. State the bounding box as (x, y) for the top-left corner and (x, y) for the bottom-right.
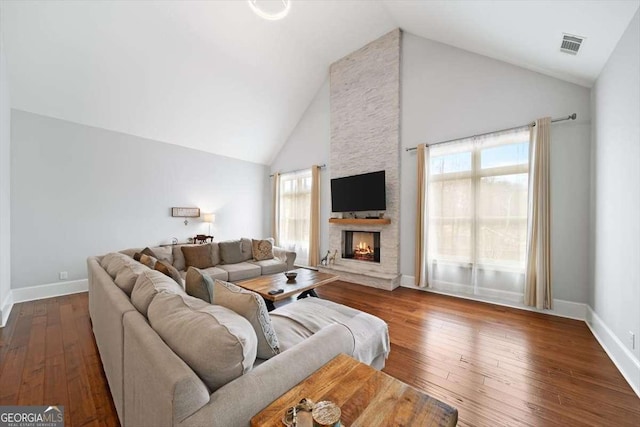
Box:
(1, 283), (638, 426)
(0, 293), (117, 426)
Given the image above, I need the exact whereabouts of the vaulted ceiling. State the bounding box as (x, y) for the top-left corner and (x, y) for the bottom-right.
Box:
(2, 1), (638, 165)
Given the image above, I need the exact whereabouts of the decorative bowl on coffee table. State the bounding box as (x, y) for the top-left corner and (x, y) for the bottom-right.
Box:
(284, 272), (297, 281)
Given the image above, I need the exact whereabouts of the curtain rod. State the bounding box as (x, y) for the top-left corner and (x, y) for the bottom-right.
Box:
(405, 113), (577, 152)
(269, 164), (326, 178)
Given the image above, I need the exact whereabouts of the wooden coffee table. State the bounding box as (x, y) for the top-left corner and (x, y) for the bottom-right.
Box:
(251, 353), (458, 426)
(235, 268), (338, 311)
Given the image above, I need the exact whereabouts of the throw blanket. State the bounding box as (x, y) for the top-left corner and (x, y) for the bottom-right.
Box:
(270, 298), (390, 366)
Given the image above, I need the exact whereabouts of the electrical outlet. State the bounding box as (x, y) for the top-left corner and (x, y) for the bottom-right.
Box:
(630, 331), (636, 350)
(59, 271), (68, 280)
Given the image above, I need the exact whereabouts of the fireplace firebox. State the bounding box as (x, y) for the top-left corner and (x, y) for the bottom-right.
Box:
(342, 231), (381, 263)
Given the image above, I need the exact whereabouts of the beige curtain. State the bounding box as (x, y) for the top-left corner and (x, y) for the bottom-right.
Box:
(309, 165), (320, 267)
(415, 144), (428, 287)
(278, 169), (312, 266)
(271, 172), (280, 245)
(524, 117), (552, 309)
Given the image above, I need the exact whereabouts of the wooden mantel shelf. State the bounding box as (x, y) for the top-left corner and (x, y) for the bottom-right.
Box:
(329, 218), (391, 225)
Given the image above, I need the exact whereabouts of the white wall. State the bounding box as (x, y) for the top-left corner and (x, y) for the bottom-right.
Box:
(11, 110), (269, 289)
(0, 37), (11, 325)
(270, 79), (331, 254)
(590, 9), (640, 366)
(401, 33), (592, 304)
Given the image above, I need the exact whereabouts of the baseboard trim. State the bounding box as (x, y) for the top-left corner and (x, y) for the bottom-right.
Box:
(1, 291), (14, 328)
(586, 306), (640, 397)
(400, 275), (586, 320)
(11, 279), (89, 304)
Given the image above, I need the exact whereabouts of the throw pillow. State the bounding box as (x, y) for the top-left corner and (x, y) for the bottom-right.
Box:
(218, 240), (244, 264)
(251, 239), (274, 261)
(184, 268), (280, 359)
(132, 246), (158, 261)
(185, 266), (215, 303)
(181, 244), (214, 269)
(211, 279), (280, 359)
(133, 253), (157, 268)
(154, 260), (184, 286)
(148, 293), (257, 392)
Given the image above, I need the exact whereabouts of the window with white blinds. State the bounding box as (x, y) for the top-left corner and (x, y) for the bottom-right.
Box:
(427, 128), (530, 302)
(278, 169), (312, 266)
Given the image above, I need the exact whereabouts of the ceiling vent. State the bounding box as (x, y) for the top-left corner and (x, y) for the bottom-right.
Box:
(560, 33), (585, 55)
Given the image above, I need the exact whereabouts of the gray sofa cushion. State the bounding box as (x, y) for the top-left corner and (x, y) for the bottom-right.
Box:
(131, 269), (185, 317)
(240, 238), (253, 261)
(219, 240), (244, 264)
(101, 252), (135, 279)
(218, 262), (261, 281)
(180, 266), (228, 281)
(150, 246), (173, 265)
(249, 258), (287, 275)
(172, 244), (196, 271)
(114, 262), (149, 295)
(148, 293), (257, 392)
(210, 242), (221, 266)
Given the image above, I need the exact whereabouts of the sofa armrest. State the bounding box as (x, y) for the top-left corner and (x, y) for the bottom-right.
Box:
(180, 323), (355, 427)
(273, 246), (296, 270)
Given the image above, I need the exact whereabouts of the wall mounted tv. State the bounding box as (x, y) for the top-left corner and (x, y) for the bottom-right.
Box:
(331, 170), (386, 213)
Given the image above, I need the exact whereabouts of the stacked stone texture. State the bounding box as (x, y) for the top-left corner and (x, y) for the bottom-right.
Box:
(328, 29), (401, 288)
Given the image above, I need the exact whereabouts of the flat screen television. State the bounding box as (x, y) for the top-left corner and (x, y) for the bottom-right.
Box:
(331, 170), (386, 212)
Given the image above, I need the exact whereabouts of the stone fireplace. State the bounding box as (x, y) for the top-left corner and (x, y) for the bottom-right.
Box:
(343, 231), (380, 263)
(318, 28), (401, 291)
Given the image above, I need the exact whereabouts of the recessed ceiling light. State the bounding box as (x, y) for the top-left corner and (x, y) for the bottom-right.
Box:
(248, 0), (291, 21)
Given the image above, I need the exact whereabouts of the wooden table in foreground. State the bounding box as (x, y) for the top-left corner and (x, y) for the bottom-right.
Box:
(250, 353), (458, 427)
(235, 268), (339, 310)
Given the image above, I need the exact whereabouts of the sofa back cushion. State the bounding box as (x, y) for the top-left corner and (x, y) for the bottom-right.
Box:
(101, 252), (134, 279)
(219, 240), (244, 264)
(148, 293), (257, 392)
(114, 262), (149, 296)
(150, 246), (173, 264)
(131, 270), (185, 317)
(210, 242), (221, 266)
(172, 245), (192, 271)
(240, 238), (253, 261)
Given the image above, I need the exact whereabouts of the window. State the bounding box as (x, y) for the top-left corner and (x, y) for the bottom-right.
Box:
(277, 169), (312, 266)
(427, 128), (530, 302)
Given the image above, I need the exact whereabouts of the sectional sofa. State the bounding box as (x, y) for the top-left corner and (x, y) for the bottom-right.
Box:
(87, 238), (390, 426)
